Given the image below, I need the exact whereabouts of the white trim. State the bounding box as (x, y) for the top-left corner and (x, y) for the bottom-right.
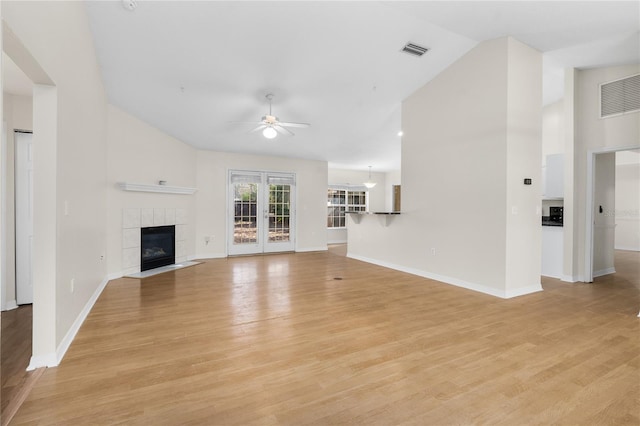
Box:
(615, 245), (640, 252)
(593, 267), (616, 278)
(27, 353), (57, 371)
(3, 300), (18, 311)
(1, 121), (7, 312)
(561, 275), (580, 283)
(117, 182), (197, 195)
(505, 285), (544, 299)
(347, 253), (542, 299)
(327, 239), (347, 244)
(107, 272), (123, 281)
(295, 246), (328, 253)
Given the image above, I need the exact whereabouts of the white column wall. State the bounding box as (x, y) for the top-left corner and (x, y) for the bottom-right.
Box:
(349, 37), (542, 298)
(504, 37), (543, 295)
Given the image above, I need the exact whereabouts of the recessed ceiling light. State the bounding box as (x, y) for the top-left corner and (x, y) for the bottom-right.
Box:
(122, 0), (137, 11)
(397, 131), (403, 137)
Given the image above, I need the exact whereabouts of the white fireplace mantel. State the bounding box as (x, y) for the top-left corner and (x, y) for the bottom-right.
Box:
(117, 182), (197, 195)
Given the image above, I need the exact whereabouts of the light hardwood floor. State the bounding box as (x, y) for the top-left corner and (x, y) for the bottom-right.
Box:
(10, 249), (640, 425)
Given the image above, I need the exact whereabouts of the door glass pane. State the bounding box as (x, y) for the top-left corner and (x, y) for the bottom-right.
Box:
(268, 184), (290, 242)
(233, 183), (258, 244)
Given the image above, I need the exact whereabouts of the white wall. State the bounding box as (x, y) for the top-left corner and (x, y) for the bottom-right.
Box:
(592, 152), (616, 276)
(1, 93), (32, 309)
(615, 151), (640, 251)
(106, 105), (198, 276)
(571, 64), (640, 280)
(504, 37), (543, 294)
(2, 1), (109, 366)
(542, 100), (564, 162)
(348, 37), (542, 298)
(195, 152), (328, 258)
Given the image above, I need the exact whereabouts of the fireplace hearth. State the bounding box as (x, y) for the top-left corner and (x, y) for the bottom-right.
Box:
(141, 225), (175, 271)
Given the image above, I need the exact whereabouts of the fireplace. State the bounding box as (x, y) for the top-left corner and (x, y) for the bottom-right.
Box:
(141, 225), (175, 271)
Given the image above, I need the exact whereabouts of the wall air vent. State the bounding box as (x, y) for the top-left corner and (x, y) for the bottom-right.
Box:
(401, 42), (429, 57)
(600, 73), (640, 118)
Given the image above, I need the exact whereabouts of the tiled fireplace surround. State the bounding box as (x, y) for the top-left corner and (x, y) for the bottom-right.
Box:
(122, 208), (188, 273)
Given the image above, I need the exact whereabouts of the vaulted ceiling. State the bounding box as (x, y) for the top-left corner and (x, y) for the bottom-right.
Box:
(6, 2), (640, 171)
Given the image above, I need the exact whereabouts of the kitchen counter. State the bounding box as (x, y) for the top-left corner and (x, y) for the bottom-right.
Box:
(542, 216), (563, 227)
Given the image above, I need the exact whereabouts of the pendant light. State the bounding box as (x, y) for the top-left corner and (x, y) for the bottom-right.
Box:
(364, 166), (376, 189)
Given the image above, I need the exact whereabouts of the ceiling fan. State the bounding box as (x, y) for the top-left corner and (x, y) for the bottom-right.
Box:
(231, 94), (310, 139)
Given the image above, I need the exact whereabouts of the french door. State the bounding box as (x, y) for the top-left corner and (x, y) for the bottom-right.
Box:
(228, 171), (295, 255)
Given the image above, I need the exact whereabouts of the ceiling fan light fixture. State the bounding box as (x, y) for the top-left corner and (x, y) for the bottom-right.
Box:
(263, 126), (277, 139)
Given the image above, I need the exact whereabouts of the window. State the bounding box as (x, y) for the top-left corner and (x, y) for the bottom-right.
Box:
(327, 187), (368, 228)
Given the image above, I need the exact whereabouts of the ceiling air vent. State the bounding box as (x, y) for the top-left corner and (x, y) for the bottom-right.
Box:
(401, 42), (429, 57)
(601, 73), (640, 118)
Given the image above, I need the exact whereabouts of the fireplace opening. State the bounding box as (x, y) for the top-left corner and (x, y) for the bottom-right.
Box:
(141, 225), (175, 271)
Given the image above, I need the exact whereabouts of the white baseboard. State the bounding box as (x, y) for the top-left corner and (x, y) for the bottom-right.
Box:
(55, 276), (110, 365)
(327, 239), (347, 245)
(593, 267), (616, 278)
(615, 245), (640, 252)
(561, 275), (580, 283)
(27, 353), (58, 371)
(296, 246), (328, 253)
(347, 253), (541, 299)
(505, 284), (543, 299)
(2, 299), (18, 311)
(107, 272), (123, 281)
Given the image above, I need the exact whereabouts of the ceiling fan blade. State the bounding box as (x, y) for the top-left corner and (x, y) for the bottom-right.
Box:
(278, 121), (310, 128)
(274, 125), (295, 136)
(228, 121), (265, 125)
(248, 125), (267, 133)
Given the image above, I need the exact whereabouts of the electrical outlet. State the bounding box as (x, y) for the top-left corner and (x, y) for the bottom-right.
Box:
(204, 236), (210, 245)
(70, 278), (75, 293)
(431, 248), (436, 256)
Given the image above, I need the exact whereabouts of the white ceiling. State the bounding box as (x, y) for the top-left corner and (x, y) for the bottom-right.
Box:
(5, 2), (639, 172)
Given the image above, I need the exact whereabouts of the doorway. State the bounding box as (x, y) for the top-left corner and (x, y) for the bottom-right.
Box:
(586, 145), (640, 281)
(228, 171), (295, 255)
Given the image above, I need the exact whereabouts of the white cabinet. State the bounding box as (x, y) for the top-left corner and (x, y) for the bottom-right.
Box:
(542, 226), (563, 278)
(543, 154), (564, 199)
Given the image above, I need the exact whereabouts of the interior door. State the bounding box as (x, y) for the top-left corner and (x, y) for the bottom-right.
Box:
(228, 171), (295, 255)
(15, 131), (34, 305)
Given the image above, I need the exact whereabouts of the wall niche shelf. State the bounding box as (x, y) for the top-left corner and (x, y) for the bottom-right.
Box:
(117, 182), (197, 195)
